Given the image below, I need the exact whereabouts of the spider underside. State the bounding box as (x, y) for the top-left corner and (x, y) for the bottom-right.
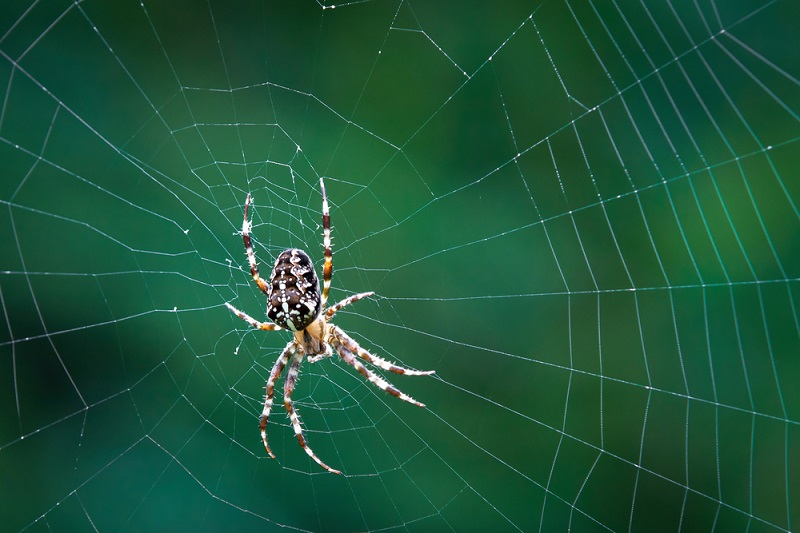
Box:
(225, 178), (434, 474)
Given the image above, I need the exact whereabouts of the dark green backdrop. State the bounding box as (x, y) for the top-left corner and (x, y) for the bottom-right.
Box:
(1, 1), (798, 531)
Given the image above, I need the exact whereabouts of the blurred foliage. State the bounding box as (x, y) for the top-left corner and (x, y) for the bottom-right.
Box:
(1, 0), (799, 531)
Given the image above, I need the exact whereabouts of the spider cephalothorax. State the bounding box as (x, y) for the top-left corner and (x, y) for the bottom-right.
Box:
(225, 178), (434, 474)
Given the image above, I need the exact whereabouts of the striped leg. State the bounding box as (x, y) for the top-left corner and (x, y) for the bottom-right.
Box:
(325, 291), (374, 319)
(332, 325), (435, 377)
(242, 193), (269, 296)
(284, 350), (342, 474)
(225, 302), (280, 331)
(319, 177), (333, 307)
(333, 338), (427, 408)
(260, 342), (295, 458)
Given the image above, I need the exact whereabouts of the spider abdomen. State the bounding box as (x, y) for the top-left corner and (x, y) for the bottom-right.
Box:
(267, 248), (322, 331)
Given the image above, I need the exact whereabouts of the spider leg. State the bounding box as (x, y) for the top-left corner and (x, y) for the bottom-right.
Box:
(325, 291), (374, 319)
(284, 350), (342, 475)
(319, 177), (333, 307)
(331, 335), (428, 407)
(260, 341), (295, 458)
(332, 325), (435, 377)
(242, 193), (269, 296)
(225, 302), (281, 331)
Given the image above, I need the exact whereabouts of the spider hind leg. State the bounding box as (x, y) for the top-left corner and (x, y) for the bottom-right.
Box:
(319, 177), (333, 307)
(241, 194), (269, 296)
(225, 302), (280, 331)
(325, 291), (375, 320)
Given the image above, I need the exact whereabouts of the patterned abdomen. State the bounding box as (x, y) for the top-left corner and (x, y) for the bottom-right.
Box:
(267, 248), (322, 331)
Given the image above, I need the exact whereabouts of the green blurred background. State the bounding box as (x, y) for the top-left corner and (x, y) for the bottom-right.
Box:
(1, 0), (799, 531)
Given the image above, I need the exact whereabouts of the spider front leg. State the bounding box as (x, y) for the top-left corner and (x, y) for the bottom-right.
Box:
(283, 350), (342, 475)
(260, 341), (295, 458)
(333, 325), (435, 378)
(330, 329), (432, 407)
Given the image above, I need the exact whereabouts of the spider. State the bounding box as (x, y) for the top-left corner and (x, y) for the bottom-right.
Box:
(225, 177), (434, 474)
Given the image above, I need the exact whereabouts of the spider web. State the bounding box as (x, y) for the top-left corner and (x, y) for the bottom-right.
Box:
(1, 0), (799, 530)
